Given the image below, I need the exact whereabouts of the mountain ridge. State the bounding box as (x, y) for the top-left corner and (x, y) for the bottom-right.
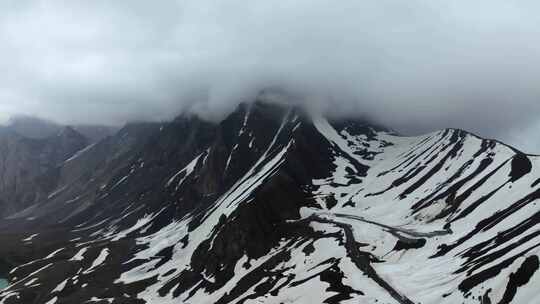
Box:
(0, 101), (538, 304)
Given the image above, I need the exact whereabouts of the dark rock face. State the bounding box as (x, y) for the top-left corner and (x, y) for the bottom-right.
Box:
(0, 126), (88, 216)
(509, 153), (532, 182)
(0, 101), (539, 304)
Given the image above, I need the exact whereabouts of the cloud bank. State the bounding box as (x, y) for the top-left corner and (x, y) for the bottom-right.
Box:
(0, 0), (539, 151)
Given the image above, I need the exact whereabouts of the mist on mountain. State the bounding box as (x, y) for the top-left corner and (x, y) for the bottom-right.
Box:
(5, 115), (118, 143)
(1, 1), (540, 152)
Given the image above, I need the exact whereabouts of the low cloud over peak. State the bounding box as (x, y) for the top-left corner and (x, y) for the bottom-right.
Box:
(0, 0), (539, 151)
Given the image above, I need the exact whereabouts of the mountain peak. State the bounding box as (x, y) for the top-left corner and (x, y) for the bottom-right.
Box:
(7, 115), (60, 139)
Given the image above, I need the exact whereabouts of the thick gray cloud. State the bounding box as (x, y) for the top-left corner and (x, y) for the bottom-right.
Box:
(0, 0), (539, 151)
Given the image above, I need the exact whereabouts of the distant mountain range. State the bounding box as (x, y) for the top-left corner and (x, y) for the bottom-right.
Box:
(0, 117), (118, 217)
(6, 115), (119, 142)
(0, 100), (538, 304)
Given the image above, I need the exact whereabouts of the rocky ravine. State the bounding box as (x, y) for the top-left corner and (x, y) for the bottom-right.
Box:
(0, 101), (538, 304)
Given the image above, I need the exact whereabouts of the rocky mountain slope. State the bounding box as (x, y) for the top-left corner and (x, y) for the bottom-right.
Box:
(0, 126), (88, 216)
(0, 101), (538, 304)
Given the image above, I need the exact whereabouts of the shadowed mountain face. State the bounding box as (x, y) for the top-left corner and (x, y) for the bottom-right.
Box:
(0, 117), (119, 217)
(0, 101), (538, 304)
(0, 126), (88, 216)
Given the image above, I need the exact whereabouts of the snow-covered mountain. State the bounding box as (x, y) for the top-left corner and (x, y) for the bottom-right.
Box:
(0, 101), (538, 304)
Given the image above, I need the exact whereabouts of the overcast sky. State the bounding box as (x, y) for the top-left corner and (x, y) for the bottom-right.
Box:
(0, 1), (539, 152)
